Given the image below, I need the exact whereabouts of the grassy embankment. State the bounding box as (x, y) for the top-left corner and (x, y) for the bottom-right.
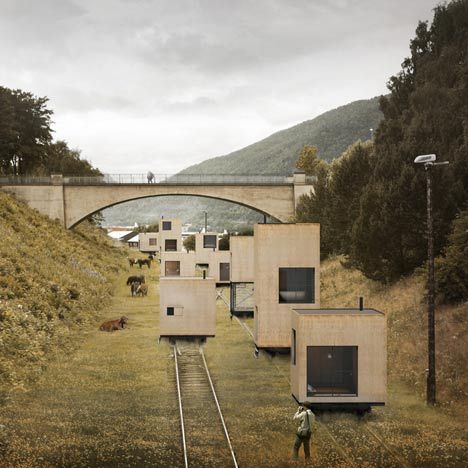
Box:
(0, 191), (125, 401)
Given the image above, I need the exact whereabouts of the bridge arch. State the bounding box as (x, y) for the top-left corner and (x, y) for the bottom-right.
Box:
(69, 192), (282, 228)
(64, 183), (298, 229)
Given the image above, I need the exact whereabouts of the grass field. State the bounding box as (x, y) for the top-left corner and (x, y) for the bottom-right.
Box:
(0, 260), (466, 467)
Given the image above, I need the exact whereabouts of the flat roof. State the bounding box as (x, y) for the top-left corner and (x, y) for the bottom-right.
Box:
(160, 276), (215, 281)
(293, 308), (384, 316)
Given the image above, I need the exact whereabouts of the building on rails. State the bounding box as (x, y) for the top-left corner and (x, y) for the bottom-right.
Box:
(230, 235), (254, 316)
(253, 223), (320, 349)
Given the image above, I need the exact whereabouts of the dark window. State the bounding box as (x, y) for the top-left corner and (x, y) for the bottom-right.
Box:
(149, 238), (157, 246)
(165, 239), (177, 251)
(203, 235), (217, 249)
(220, 262), (230, 281)
(279, 268), (314, 303)
(165, 261), (180, 276)
(162, 221), (172, 231)
(292, 329), (296, 365)
(307, 346), (358, 396)
(167, 307), (174, 316)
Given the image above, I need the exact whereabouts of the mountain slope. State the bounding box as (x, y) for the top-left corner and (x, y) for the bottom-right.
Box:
(103, 97), (383, 228)
(180, 97), (382, 176)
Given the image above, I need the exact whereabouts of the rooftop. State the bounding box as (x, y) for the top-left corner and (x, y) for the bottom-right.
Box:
(293, 308), (384, 316)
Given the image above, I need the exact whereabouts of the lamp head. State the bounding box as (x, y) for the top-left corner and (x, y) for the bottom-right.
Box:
(414, 154), (436, 164)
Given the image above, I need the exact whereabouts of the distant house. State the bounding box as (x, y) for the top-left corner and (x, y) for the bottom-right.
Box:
(119, 231), (139, 249)
(139, 232), (158, 253)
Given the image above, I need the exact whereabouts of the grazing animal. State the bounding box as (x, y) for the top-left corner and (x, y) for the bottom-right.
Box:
(136, 283), (148, 296)
(128, 258), (137, 267)
(148, 253), (154, 260)
(99, 316), (128, 332)
(138, 258), (152, 269)
(130, 281), (140, 296)
(126, 275), (145, 286)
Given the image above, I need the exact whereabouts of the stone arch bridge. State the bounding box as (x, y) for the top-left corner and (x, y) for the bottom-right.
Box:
(0, 173), (314, 228)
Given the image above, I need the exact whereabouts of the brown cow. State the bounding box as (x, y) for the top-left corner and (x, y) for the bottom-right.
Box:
(99, 316), (128, 332)
(136, 283), (148, 296)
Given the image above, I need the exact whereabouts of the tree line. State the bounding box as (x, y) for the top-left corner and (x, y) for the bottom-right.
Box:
(0, 86), (100, 177)
(295, 0), (468, 303)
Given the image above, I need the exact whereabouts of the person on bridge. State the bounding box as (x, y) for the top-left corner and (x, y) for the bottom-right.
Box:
(292, 405), (315, 460)
(147, 171), (155, 183)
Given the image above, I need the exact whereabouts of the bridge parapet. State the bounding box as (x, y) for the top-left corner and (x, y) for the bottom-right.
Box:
(0, 173), (317, 186)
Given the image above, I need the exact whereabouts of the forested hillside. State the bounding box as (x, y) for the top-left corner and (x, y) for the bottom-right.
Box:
(103, 97), (382, 228)
(296, 0), (468, 292)
(180, 97), (382, 175)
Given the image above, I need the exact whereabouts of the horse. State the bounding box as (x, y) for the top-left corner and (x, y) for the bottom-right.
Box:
(126, 275), (145, 286)
(138, 258), (152, 269)
(130, 281), (140, 296)
(99, 316), (128, 332)
(128, 258), (137, 267)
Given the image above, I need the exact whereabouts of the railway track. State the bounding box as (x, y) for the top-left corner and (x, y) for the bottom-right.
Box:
(173, 340), (239, 468)
(230, 312), (412, 467)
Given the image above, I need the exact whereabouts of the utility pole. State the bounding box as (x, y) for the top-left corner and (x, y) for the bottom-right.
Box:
(425, 164), (436, 405)
(414, 153), (449, 406)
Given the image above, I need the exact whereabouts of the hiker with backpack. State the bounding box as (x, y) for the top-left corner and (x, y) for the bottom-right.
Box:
(292, 405), (315, 460)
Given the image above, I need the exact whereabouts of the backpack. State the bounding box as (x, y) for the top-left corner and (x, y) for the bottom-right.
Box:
(297, 410), (313, 437)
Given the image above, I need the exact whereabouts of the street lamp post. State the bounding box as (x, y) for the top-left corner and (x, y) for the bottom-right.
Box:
(414, 154), (449, 406)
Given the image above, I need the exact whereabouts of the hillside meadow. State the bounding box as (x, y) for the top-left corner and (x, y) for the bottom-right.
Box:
(0, 191), (125, 401)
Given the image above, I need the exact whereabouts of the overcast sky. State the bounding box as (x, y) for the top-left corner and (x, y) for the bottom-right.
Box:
(0, 0), (435, 174)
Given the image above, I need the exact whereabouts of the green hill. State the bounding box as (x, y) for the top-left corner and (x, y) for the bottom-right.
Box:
(103, 97), (383, 228)
(180, 97), (382, 175)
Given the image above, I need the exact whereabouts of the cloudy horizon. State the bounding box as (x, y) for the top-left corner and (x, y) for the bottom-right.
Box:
(0, 0), (435, 174)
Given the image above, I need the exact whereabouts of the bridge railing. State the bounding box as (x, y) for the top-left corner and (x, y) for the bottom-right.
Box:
(0, 174), (317, 185)
(65, 174), (296, 185)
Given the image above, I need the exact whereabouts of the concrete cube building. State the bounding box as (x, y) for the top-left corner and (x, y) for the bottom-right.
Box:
(159, 276), (216, 338)
(158, 218), (182, 253)
(254, 223), (320, 349)
(230, 236), (254, 315)
(291, 307), (387, 410)
(139, 232), (158, 253)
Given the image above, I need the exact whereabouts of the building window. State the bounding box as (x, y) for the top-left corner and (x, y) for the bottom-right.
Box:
(149, 238), (157, 246)
(195, 263), (209, 277)
(292, 329), (296, 365)
(307, 346), (358, 396)
(165, 239), (177, 251)
(279, 268), (314, 303)
(220, 262), (230, 281)
(203, 235), (217, 249)
(167, 307), (174, 316)
(162, 221), (172, 231)
(165, 261), (180, 276)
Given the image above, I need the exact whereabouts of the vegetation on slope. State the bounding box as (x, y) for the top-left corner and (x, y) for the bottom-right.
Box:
(296, 0), (468, 284)
(180, 97), (382, 175)
(321, 256), (467, 407)
(0, 191), (125, 399)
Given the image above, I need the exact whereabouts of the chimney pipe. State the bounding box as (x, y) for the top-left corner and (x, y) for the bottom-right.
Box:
(203, 270), (206, 280)
(359, 296), (364, 311)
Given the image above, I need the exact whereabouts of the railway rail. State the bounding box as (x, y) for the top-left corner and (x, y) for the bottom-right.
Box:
(173, 340), (239, 468)
(229, 310), (412, 467)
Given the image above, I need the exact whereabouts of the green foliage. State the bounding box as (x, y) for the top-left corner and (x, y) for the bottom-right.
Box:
(436, 209), (468, 303)
(0, 191), (124, 396)
(183, 234), (196, 252)
(351, 0), (468, 282)
(135, 222), (159, 233)
(0, 86), (53, 175)
(295, 145), (323, 176)
(218, 234), (230, 250)
(0, 86), (101, 177)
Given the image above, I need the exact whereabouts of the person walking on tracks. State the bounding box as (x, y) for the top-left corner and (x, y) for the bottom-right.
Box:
(292, 405), (315, 460)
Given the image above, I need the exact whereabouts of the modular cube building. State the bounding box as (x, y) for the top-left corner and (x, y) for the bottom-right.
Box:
(291, 308), (387, 410)
(159, 276), (216, 337)
(158, 218), (182, 253)
(254, 223), (320, 349)
(230, 236), (254, 315)
(139, 232), (158, 253)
